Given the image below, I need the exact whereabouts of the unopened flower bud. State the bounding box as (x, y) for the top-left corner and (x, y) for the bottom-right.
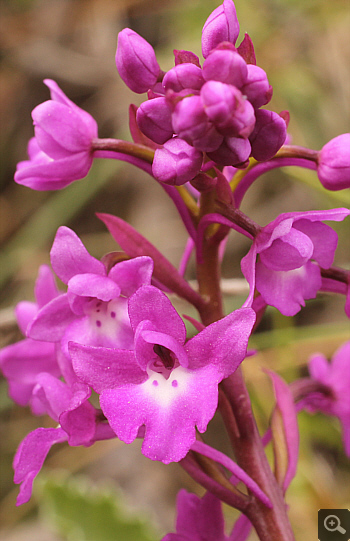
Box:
(203, 48), (247, 88)
(152, 137), (203, 186)
(317, 134), (350, 190)
(249, 109), (287, 161)
(241, 65), (273, 108)
(201, 81), (255, 138)
(136, 98), (173, 144)
(172, 96), (223, 152)
(163, 63), (204, 93)
(116, 28), (160, 93)
(202, 0), (240, 58)
(207, 136), (251, 166)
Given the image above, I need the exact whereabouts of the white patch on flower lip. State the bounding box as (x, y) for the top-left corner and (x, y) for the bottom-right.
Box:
(86, 297), (128, 338)
(142, 364), (192, 407)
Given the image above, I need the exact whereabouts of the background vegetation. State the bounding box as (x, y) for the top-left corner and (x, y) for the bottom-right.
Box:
(1, 0), (349, 539)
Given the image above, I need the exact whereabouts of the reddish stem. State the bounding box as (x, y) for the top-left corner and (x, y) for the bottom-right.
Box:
(221, 372), (295, 541)
(192, 189), (295, 540)
(92, 138), (154, 163)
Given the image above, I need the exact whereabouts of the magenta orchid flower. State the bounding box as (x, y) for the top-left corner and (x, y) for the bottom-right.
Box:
(14, 79), (98, 190)
(241, 208), (350, 316)
(162, 489), (252, 541)
(305, 341), (350, 456)
(8, 226), (155, 507)
(5, 0), (350, 536)
(0, 265), (60, 414)
(28, 226), (154, 356)
(69, 285), (255, 463)
(161, 489), (229, 541)
(12, 395), (116, 506)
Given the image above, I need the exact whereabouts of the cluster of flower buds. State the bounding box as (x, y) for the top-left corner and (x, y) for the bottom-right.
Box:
(116, 0), (287, 185)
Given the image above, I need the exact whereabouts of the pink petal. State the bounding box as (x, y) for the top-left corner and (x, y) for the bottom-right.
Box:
(308, 353), (330, 384)
(32, 101), (96, 153)
(255, 260), (321, 316)
(32, 372), (72, 421)
(34, 264), (59, 307)
(28, 293), (76, 341)
(174, 490), (227, 541)
(240, 244), (258, 309)
(128, 286), (187, 344)
(13, 427), (68, 505)
(50, 227), (105, 283)
(69, 342), (146, 393)
(100, 363), (220, 463)
(229, 514), (252, 541)
(186, 308), (255, 376)
(108, 256), (154, 296)
(136, 326), (189, 369)
(259, 228), (314, 272)
(68, 273), (121, 301)
(0, 339), (59, 407)
(62, 304), (134, 354)
(293, 219), (338, 268)
(15, 301), (38, 335)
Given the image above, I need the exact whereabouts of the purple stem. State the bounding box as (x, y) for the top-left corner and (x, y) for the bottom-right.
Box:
(93, 149), (153, 174)
(221, 371), (296, 541)
(290, 377), (334, 402)
(93, 149), (197, 240)
(180, 453), (249, 512)
(321, 277), (347, 295)
(179, 237), (195, 277)
(197, 213), (254, 263)
(234, 158), (317, 208)
(191, 440), (272, 508)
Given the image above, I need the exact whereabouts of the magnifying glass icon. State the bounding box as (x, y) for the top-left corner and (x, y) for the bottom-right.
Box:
(324, 514), (346, 534)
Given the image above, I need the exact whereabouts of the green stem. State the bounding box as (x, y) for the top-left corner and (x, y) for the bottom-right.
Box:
(92, 138), (155, 163)
(275, 144), (318, 161)
(196, 191), (224, 325)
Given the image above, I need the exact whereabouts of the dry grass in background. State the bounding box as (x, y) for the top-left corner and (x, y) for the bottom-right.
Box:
(0, 0), (349, 539)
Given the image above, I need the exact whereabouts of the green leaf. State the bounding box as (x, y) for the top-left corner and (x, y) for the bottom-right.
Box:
(40, 475), (157, 541)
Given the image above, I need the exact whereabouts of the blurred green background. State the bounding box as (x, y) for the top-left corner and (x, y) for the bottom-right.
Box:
(0, 0), (349, 539)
